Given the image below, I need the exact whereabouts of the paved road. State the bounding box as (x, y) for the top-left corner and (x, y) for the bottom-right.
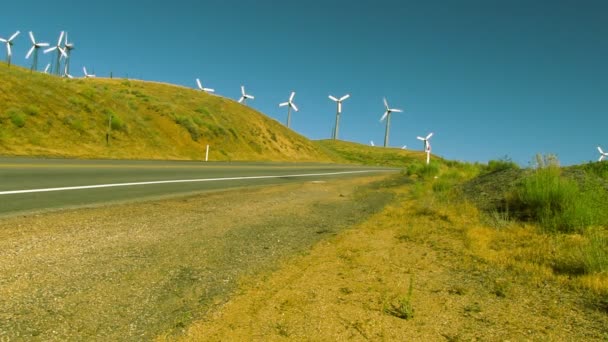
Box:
(0, 158), (396, 216)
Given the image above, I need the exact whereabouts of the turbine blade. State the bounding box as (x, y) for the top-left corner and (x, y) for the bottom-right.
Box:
(598, 146), (604, 154)
(279, 102), (289, 107)
(9, 31), (20, 41)
(44, 64), (50, 73)
(238, 96), (245, 103)
(246, 95), (255, 99)
(391, 108), (403, 113)
(329, 95), (338, 102)
(26, 46), (35, 59)
(383, 97), (389, 109)
(426, 132), (434, 140)
(338, 102), (342, 113)
(204, 88), (214, 93)
(380, 111), (388, 122)
(37, 43), (49, 47)
(241, 86), (245, 95)
(289, 92), (295, 102)
(83, 67), (88, 75)
(6, 43), (11, 57)
(196, 78), (202, 89)
(0, 38), (6, 43)
(291, 103), (298, 112)
(43, 46), (56, 54)
(340, 94), (350, 101)
(417, 137), (425, 141)
(600, 155), (604, 162)
(29, 31), (36, 44)
(57, 31), (65, 46)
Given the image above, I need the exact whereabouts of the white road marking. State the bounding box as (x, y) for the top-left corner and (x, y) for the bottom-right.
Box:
(0, 170), (393, 195)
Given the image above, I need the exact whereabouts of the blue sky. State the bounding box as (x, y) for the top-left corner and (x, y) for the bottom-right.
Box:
(1, 0), (606, 165)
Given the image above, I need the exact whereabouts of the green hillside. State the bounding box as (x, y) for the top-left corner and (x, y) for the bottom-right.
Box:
(0, 65), (332, 162)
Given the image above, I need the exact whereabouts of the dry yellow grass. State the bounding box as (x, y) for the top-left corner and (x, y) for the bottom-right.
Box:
(170, 179), (608, 341)
(0, 65), (331, 162)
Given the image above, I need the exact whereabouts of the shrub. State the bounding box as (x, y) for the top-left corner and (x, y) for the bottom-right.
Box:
(406, 161), (440, 180)
(175, 115), (200, 141)
(484, 156), (519, 174)
(23, 105), (40, 116)
(508, 166), (608, 233)
(7, 108), (26, 128)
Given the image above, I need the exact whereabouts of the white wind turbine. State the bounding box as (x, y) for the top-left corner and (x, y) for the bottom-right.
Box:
(83, 67), (95, 78)
(0, 31), (20, 67)
(44, 31), (67, 75)
(238, 85), (255, 105)
(196, 78), (215, 93)
(329, 94), (350, 140)
(63, 32), (75, 75)
(417, 132), (434, 165)
(25, 32), (49, 71)
(279, 92), (298, 128)
(380, 97), (403, 147)
(598, 146), (608, 162)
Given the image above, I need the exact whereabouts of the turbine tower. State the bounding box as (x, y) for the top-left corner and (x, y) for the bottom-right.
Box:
(44, 31), (67, 75)
(329, 94), (350, 140)
(196, 78), (214, 93)
(25, 32), (49, 72)
(279, 92), (298, 128)
(379, 97), (403, 147)
(598, 146), (608, 162)
(238, 85), (254, 105)
(63, 32), (75, 76)
(0, 31), (20, 67)
(417, 132), (434, 165)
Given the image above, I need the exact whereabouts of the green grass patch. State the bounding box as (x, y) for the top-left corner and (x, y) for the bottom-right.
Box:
(175, 115), (201, 141)
(7, 108), (26, 128)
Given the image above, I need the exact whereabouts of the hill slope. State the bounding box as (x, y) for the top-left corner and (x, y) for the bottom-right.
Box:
(0, 65), (331, 162)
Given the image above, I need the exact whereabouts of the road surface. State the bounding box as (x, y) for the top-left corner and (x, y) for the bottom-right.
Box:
(0, 158), (396, 216)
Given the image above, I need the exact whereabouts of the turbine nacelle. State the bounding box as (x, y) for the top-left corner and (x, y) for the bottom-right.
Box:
(196, 78), (215, 93)
(279, 91), (298, 111)
(329, 94), (350, 113)
(238, 85), (254, 103)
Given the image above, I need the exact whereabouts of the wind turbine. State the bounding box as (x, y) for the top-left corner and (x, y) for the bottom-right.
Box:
(238, 85), (254, 105)
(379, 97), (403, 147)
(0, 31), (20, 67)
(329, 94), (350, 140)
(44, 31), (67, 75)
(598, 146), (608, 162)
(279, 92), (298, 128)
(63, 32), (75, 75)
(417, 132), (434, 165)
(370, 140), (375, 147)
(83, 67), (95, 78)
(25, 32), (49, 71)
(196, 78), (214, 93)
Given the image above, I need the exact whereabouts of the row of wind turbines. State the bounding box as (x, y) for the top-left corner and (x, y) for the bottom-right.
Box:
(194, 78), (436, 163)
(1, 30), (95, 78)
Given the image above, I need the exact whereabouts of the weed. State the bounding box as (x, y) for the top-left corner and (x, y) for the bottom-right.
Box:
(584, 227), (608, 274)
(406, 161), (440, 180)
(23, 105), (40, 116)
(483, 156), (520, 174)
(384, 275), (414, 320)
(111, 114), (127, 132)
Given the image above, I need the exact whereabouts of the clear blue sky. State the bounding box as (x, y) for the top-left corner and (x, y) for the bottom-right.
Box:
(2, 0), (607, 165)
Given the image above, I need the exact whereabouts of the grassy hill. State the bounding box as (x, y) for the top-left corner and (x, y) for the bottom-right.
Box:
(0, 65), (333, 162)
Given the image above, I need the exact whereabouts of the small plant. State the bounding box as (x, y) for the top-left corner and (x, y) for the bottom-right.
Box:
(23, 105), (40, 116)
(7, 108), (26, 128)
(384, 274), (414, 320)
(484, 156), (519, 174)
(406, 161), (440, 180)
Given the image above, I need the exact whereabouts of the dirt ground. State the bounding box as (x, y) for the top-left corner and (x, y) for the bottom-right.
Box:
(0, 176), (393, 341)
(174, 181), (608, 341)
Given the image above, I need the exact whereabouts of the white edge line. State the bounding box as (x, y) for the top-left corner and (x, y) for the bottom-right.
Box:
(0, 170), (394, 196)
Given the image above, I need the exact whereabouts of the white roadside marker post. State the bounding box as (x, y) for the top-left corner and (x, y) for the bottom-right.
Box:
(205, 145), (210, 162)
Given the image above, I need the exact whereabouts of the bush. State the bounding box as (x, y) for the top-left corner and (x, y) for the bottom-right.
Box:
(508, 167), (608, 233)
(7, 108), (26, 128)
(484, 156), (519, 174)
(406, 161), (440, 180)
(23, 105), (40, 116)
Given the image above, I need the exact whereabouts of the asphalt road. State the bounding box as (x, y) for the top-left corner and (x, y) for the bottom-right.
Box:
(0, 158), (397, 216)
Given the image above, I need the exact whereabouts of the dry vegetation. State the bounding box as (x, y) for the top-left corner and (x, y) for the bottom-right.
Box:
(172, 165), (608, 341)
(0, 65), (331, 162)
